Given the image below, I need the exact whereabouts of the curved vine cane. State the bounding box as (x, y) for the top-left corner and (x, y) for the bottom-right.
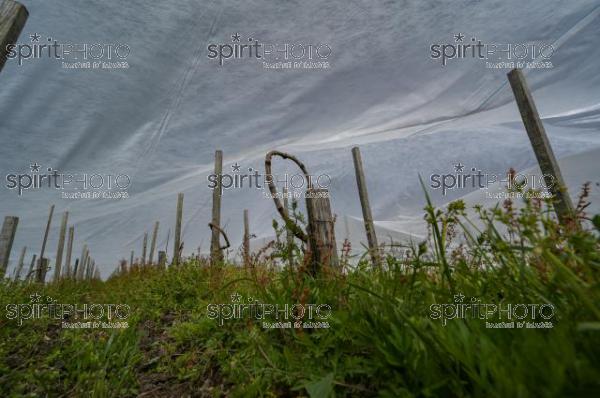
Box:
(208, 222), (231, 250)
(264, 150), (312, 243)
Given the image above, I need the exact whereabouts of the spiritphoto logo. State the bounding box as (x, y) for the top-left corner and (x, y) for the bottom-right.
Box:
(430, 33), (554, 69)
(207, 162), (331, 199)
(206, 292), (332, 329)
(4, 162), (131, 199)
(4, 292), (130, 328)
(5, 32), (130, 69)
(429, 162), (555, 197)
(429, 293), (555, 329)
(207, 32), (332, 70)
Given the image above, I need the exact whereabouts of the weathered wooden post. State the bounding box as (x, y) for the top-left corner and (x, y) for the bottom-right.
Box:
(0, 0), (29, 73)
(53, 211), (69, 281)
(282, 187), (294, 268)
(351, 147), (381, 267)
(149, 221), (159, 265)
(265, 150), (338, 274)
(36, 258), (48, 283)
(129, 250), (134, 269)
(243, 209), (250, 268)
(39, 204), (54, 262)
(141, 232), (148, 266)
(119, 259), (127, 274)
(14, 245), (26, 280)
(158, 251), (167, 268)
(89, 259), (95, 280)
(507, 69), (577, 227)
(64, 226), (74, 278)
(85, 257), (92, 280)
(73, 259), (79, 279)
(306, 188), (339, 272)
(77, 244), (87, 280)
(0, 216), (18, 277)
(210, 150), (224, 265)
(173, 193), (184, 265)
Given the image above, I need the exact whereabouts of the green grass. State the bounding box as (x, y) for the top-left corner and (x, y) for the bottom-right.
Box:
(1, 189), (599, 397)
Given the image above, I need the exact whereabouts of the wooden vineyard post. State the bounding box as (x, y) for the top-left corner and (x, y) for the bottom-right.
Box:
(243, 209), (250, 268)
(173, 193), (184, 265)
(85, 257), (92, 280)
(89, 259), (95, 280)
(53, 211), (68, 281)
(149, 221), (159, 265)
(73, 259), (79, 279)
(265, 150), (340, 275)
(0, 216), (18, 277)
(158, 251), (167, 268)
(119, 259), (127, 274)
(282, 187), (294, 268)
(351, 147), (381, 268)
(306, 188), (339, 273)
(141, 232), (148, 266)
(210, 150), (224, 265)
(0, 0), (29, 73)
(34, 204), (54, 284)
(36, 258), (48, 283)
(64, 226), (74, 278)
(14, 245), (26, 280)
(39, 204), (55, 264)
(129, 250), (134, 269)
(507, 69), (577, 227)
(77, 244), (87, 280)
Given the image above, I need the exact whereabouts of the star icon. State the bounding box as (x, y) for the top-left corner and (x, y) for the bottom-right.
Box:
(30, 33), (41, 42)
(454, 33), (465, 42)
(231, 163), (241, 172)
(230, 292), (242, 303)
(453, 293), (465, 303)
(231, 33), (241, 42)
(454, 162), (465, 173)
(30, 162), (41, 172)
(30, 293), (41, 303)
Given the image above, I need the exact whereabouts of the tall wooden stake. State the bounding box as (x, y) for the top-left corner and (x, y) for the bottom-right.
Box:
(53, 211), (68, 281)
(306, 188), (338, 273)
(210, 150), (224, 265)
(158, 251), (167, 268)
(36, 258), (48, 283)
(0, 0), (29, 73)
(129, 250), (134, 269)
(65, 226), (74, 278)
(14, 245), (26, 280)
(173, 193), (184, 265)
(73, 259), (79, 279)
(77, 244), (87, 280)
(0, 216), (18, 277)
(85, 257), (92, 280)
(351, 147), (381, 267)
(39, 204), (54, 262)
(149, 221), (159, 265)
(507, 69), (577, 226)
(243, 209), (250, 268)
(141, 232), (148, 266)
